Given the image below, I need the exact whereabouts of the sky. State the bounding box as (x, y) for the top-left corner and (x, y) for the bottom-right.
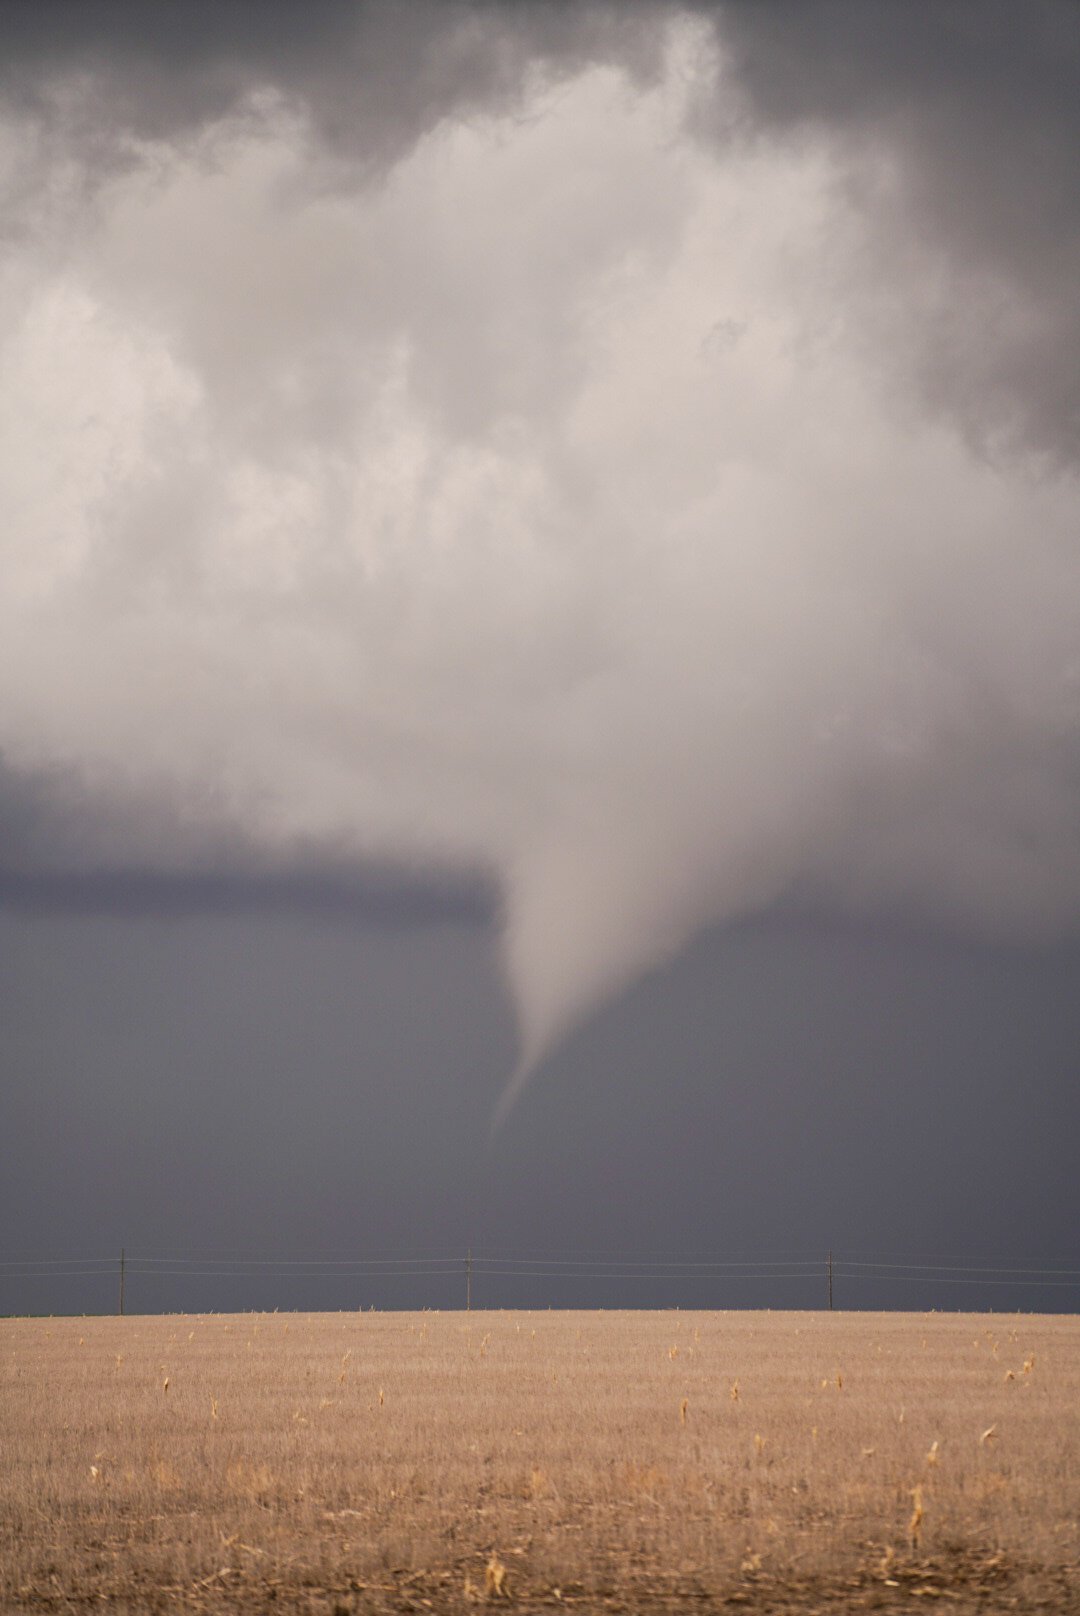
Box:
(1, 1), (1078, 1315)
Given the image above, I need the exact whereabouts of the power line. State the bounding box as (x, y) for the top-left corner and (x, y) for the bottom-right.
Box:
(3, 1249), (1077, 1315)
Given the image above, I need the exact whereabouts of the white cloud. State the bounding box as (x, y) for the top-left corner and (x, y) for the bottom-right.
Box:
(1, 18), (1078, 1107)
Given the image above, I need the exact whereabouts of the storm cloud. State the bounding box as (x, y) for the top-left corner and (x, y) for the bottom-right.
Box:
(1, 0), (1078, 1118)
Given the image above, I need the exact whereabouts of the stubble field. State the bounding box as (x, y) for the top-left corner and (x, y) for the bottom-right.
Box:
(2, 1309), (1078, 1613)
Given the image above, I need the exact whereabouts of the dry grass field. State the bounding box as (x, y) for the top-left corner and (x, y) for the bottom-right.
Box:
(2, 1309), (1078, 1613)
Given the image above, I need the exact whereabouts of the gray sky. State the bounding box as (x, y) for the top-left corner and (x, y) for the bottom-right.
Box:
(1, 2), (1078, 1314)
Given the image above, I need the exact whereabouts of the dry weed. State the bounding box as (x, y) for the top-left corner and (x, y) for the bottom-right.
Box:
(484, 1551), (509, 1599)
(909, 1483), (924, 1549)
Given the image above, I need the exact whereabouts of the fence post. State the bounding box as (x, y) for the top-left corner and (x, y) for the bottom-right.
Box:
(466, 1248), (472, 1312)
(827, 1249), (833, 1311)
(119, 1248), (126, 1317)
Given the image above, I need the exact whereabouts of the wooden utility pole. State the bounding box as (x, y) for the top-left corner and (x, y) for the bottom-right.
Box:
(119, 1248), (126, 1317)
(827, 1249), (833, 1311)
(466, 1248), (473, 1312)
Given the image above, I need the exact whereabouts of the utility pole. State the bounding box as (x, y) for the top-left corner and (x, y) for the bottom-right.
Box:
(119, 1248), (126, 1317)
(827, 1249), (833, 1312)
(466, 1248), (473, 1312)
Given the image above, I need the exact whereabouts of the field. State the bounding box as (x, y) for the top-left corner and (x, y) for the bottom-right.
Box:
(2, 1310), (1078, 1613)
